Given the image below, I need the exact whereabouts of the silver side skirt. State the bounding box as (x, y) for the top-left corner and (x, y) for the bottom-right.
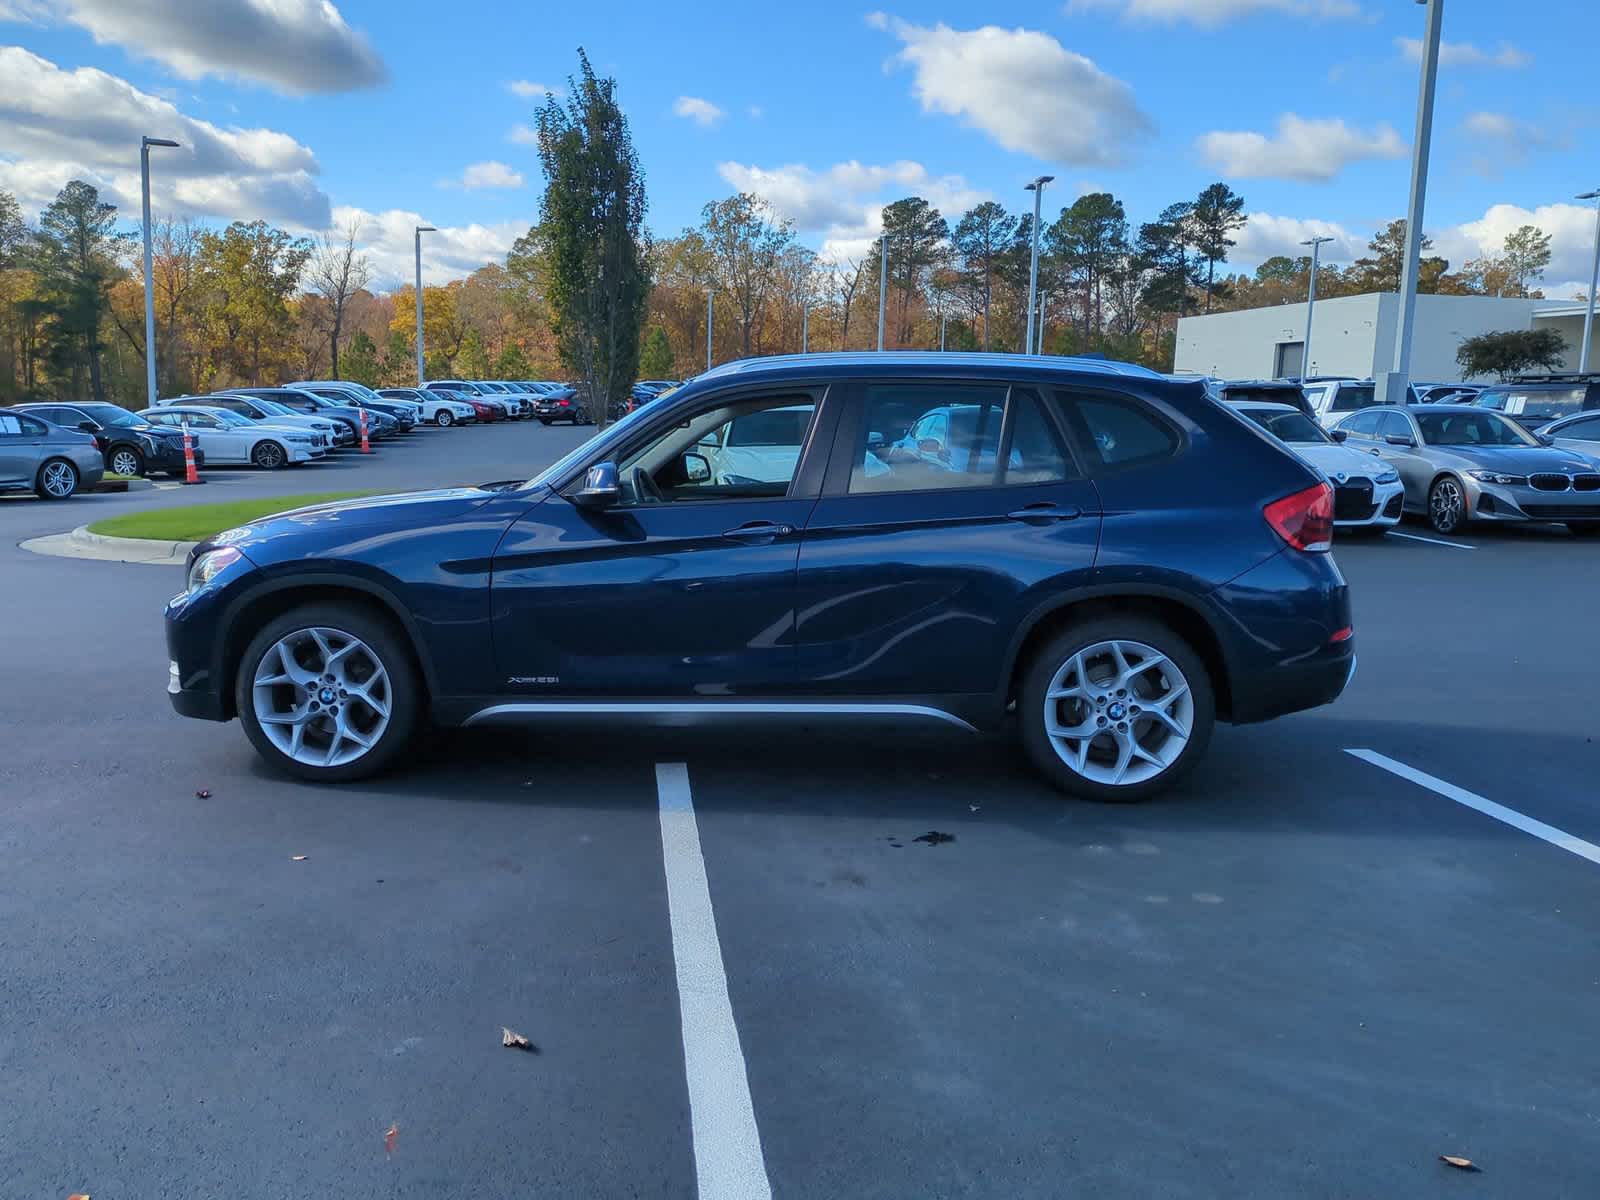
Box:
(462, 700), (978, 733)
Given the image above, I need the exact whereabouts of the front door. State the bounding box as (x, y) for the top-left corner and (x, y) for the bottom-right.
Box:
(0, 412), (44, 488)
(794, 379), (1102, 697)
(490, 389), (827, 696)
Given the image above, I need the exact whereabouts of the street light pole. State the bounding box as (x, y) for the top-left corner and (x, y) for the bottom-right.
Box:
(1386, 0), (1443, 405)
(1300, 235), (1334, 381)
(1023, 175), (1054, 356)
(414, 225), (435, 385)
(1578, 190), (1600, 374)
(139, 136), (180, 408)
(876, 232), (889, 351)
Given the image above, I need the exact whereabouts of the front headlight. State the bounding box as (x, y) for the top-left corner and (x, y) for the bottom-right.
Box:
(187, 546), (242, 592)
(1374, 467), (1400, 484)
(1467, 469), (1527, 485)
(138, 433), (159, 453)
(287, 434), (313, 444)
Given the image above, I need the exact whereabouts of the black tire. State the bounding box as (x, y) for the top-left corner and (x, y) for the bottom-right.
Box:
(1568, 523), (1600, 538)
(436, 410), (454, 427)
(252, 440), (288, 470)
(539, 417), (552, 426)
(1427, 475), (1467, 535)
(35, 457), (80, 500)
(107, 445), (145, 477)
(234, 603), (422, 783)
(1018, 616), (1215, 803)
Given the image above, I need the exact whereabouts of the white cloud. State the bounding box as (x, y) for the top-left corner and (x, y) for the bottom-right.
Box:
(1233, 213), (1365, 270)
(507, 79), (556, 99)
(1434, 203), (1598, 295)
(1460, 111), (1558, 175)
(333, 205), (531, 290)
(3, 0), (384, 93)
(673, 96), (725, 126)
(717, 159), (991, 266)
(0, 46), (328, 226)
(1198, 114), (1405, 181)
(506, 122), (538, 146)
(1396, 37), (1531, 68)
(446, 160), (524, 190)
(1067, 0), (1360, 25)
(869, 14), (1151, 165)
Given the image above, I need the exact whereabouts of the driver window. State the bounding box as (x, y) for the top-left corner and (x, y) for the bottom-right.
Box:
(614, 394), (816, 505)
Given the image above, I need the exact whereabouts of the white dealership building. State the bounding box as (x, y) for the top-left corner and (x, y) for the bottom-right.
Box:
(1174, 292), (1588, 383)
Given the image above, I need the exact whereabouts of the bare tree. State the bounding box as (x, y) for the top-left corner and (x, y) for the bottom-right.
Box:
(832, 258), (864, 351)
(305, 217), (371, 379)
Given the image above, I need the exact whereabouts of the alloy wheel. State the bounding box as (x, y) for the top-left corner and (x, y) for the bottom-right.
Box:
(254, 441), (286, 469)
(109, 448), (142, 476)
(1429, 477), (1464, 533)
(40, 460), (77, 498)
(251, 626), (391, 768)
(1042, 639), (1194, 787)
(437, 410), (454, 426)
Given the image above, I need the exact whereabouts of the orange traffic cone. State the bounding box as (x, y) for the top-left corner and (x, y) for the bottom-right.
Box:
(180, 422), (205, 485)
(359, 407), (371, 454)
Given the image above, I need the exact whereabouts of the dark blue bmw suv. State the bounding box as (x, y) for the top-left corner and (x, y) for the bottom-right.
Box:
(165, 353), (1352, 801)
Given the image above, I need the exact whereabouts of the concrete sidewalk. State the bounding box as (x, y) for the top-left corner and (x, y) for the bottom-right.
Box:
(20, 523), (193, 566)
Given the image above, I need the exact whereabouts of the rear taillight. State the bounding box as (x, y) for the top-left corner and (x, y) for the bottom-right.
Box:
(1329, 625), (1353, 644)
(558, 399), (570, 407)
(1264, 482), (1334, 552)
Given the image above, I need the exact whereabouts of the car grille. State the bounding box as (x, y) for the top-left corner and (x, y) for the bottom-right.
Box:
(1575, 474), (1600, 492)
(1531, 473), (1571, 491)
(1333, 480), (1375, 521)
(1522, 502), (1600, 518)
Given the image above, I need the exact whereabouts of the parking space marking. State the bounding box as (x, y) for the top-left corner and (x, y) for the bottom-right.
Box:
(1347, 749), (1600, 867)
(1382, 530), (1475, 550)
(656, 762), (772, 1200)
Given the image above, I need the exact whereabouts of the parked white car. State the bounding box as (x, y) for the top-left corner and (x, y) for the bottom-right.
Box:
(377, 387), (476, 426)
(1300, 378), (1381, 428)
(139, 405), (324, 469)
(161, 393), (345, 446)
(1229, 400), (1404, 531)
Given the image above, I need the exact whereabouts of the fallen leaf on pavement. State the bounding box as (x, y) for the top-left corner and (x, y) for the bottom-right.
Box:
(194, 789), (211, 799)
(291, 855), (307, 862)
(384, 1124), (399, 1154)
(68, 1193), (89, 1199)
(913, 831), (955, 846)
(1439, 1156), (1479, 1171)
(502, 1027), (539, 1053)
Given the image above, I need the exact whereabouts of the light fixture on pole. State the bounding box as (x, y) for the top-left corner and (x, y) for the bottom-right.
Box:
(876, 230), (890, 351)
(1384, 0), (1443, 406)
(1300, 235), (1334, 383)
(139, 136), (180, 408)
(1578, 189), (1600, 373)
(1023, 175), (1054, 356)
(414, 226), (436, 385)
(706, 289), (714, 371)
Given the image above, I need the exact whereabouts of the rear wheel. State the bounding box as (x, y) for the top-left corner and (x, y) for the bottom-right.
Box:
(252, 440), (288, 470)
(1428, 475), (1466, 534)
(35, 458), (80, 500)
(235, 604), (421, 782)
(1019, 617), (1214, 803)
(108, 446), (144, 477)
(436, 410), (454, 427)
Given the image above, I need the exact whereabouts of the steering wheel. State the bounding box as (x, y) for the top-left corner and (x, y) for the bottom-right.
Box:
(632, 466), (665, 504)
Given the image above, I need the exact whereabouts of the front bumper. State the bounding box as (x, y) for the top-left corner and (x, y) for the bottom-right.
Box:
(1332, 477), (1404, 527)
(148, 439), (197, 472)
(1465, 478), (1600, 524)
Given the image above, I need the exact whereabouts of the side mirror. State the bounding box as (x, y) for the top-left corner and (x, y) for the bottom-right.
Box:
(1537, 433), (1555, 446)
(1385, 434), (1417, 448)
(78, 421), (98, 434)
(682, 452), (711, 483)
(1330, 429), (1348, 443)
(573, 461), (620, 509)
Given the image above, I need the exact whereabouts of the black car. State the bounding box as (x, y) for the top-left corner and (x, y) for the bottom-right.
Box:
(531, 385), (590, 425)
(1215, 379), (1315, 420)
(244, 388), (394, 441)
(165, 352), (1353, 802)
(1472, 374), (1600, 431)
(15, 401), (200, 477)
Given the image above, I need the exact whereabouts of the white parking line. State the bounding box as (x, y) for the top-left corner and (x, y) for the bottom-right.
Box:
(1383, 530), (1475, 550)
(656, 762), (772, 1200)
(1346, 749), (1600, 867)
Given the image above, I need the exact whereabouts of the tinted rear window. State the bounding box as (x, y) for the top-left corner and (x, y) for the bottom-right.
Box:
(1060, 393), (1178, 468)
(1329, 385), (1376, 412)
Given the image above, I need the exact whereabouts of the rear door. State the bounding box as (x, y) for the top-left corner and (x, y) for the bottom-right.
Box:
(793, 378), (1100, 697)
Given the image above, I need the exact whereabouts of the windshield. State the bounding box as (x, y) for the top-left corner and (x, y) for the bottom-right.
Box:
(78, 402), (145, 428)
(253, 398), (294, 416)
(1240, 407), (1330, 444)
(421, 390), (457, 404)
(1415, 410), (1538, 447)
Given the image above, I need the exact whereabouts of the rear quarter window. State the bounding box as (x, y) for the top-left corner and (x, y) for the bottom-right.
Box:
(1056, 392), (1179, 470)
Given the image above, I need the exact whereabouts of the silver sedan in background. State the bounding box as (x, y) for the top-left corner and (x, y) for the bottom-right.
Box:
(1536, 412), (1600, 467)
(0, 407), (105, 499)
(1334, 404), (1600, 537)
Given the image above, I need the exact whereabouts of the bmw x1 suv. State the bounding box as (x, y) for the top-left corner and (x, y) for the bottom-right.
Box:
(164, 353), (1353, 802)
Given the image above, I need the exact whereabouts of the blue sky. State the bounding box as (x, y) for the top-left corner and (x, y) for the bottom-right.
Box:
(3, 0), (1595, 292)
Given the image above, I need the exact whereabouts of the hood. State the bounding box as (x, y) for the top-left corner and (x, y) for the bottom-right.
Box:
(1432, 444), (1598, 474)
(1291, 442), (1390, 481)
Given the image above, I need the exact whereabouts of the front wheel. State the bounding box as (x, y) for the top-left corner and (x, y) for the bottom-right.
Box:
(36, 458), (80, 500)
(108, 446), (145, 477)
(1428, 476), (1467, 535)
(1019, 617), (1215, 803)
(436, 410), (454, 427)
(235, 604), (421, 782)
(252, 440), (288, 470)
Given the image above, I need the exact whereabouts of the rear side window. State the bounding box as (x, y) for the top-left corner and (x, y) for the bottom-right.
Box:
(0, 413), (22, 435)
(1339, 411), (1380, 437)
(1376, 411), (1412, 439)
(1329, 384), (1376, 412)
(849, 383), (1005, 494)
(1006, 390), (1073, 484)
(1556, 415), (1600, 440)
(1059, 393), (1178, 469)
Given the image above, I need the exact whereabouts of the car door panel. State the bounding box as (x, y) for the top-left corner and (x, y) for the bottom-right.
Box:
(0, 414), (42, 486)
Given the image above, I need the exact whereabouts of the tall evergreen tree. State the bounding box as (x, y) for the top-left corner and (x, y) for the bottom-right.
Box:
(32, 180), (123, 400)
(951, 201), (1016, 351)
(1188, 183), (1246, 314)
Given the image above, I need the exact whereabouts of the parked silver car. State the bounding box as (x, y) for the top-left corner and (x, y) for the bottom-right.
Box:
(0, 407), (105, 498)
(1333, 404), (1600, 536)
(1536, 412), (1600, 466)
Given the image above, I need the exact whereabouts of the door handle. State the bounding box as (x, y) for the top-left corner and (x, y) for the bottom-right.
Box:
(1006, 503), (1082, 524)
(722, 520), (795, 542)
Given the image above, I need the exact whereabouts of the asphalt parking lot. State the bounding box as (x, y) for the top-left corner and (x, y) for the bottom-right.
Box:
(2, 420), (1597, 1198)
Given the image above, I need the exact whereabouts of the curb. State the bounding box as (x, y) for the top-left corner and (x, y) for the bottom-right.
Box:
(92, 477), (156, 494)
(19, 524), (195, 566)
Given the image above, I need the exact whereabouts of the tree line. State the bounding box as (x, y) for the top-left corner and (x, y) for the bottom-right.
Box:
(0, 48), (1563, 411)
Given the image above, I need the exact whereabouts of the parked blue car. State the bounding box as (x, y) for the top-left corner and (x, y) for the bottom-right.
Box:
(164, 352), (1352, 801)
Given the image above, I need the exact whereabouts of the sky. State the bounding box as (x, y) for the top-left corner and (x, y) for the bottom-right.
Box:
(2, 0), (1596, 295)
